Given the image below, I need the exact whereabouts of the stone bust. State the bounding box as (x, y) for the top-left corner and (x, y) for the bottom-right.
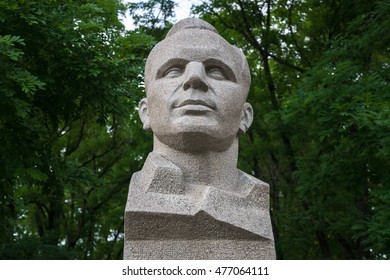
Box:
(124, 18), (275, 260)
(139, 18), (253, 191)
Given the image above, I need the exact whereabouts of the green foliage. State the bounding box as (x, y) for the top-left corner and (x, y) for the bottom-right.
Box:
(0, 0), (154, 259)
(127, 0), (176, 28)
(194, 0), (390, 259)
(125, 0), (176, 41)
(281, 0), (389, 259)
(1, 0), (388, 260)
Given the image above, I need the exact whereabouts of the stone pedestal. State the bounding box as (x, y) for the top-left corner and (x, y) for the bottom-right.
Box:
(124, 153), (276, 260)
(124, 212), (275, 259)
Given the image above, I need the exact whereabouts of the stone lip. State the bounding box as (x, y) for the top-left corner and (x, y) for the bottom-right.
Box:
(125, 152), (274, 241)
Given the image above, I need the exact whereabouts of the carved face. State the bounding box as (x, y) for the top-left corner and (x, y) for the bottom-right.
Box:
(139, 30), (253, 152)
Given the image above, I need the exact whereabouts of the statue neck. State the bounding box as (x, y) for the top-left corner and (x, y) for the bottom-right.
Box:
(153, 135), (239, 192)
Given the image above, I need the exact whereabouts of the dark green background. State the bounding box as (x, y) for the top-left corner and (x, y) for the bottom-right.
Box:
(0, 0), (389, 259)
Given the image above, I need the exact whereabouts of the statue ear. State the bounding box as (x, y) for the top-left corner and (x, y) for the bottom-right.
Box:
(138, 98), (151, 131)
(238, 102), (253, 135)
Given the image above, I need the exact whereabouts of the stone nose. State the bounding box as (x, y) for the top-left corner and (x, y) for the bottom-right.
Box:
(182, 63), (209, 92)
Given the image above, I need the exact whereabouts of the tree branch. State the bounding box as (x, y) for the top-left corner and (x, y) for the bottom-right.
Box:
(287, 1), (312, 68)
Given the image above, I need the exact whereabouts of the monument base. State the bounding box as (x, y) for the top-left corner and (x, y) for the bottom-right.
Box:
(124, 153), (276, 260)
(124, 239), (275, 260)
(124, 210), (276, 260)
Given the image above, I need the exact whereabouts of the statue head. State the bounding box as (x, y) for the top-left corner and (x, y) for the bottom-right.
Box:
(139, 18), (253, 152)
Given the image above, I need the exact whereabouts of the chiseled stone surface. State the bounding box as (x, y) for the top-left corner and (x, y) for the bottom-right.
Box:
(124, 18), (276, 259)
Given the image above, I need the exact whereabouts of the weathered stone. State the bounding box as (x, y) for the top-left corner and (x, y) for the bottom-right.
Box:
(124, 18), (276, 259)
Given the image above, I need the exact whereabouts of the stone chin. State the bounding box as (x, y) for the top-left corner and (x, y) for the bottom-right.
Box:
(154, 130), (237, 153)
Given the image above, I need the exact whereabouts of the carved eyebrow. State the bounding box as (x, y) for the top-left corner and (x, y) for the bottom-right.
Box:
(156, 58), (189, 79)
(203, 58), (237, 82)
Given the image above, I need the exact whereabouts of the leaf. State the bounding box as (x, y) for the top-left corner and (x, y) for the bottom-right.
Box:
(0, 35), (25, 60)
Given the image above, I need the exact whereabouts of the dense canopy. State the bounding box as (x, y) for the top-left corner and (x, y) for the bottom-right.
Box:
(0, 0), (389, 259)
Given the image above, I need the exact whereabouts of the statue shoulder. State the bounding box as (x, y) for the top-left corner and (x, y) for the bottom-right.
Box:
(134, 152), (185, 194)
(238, 169), (269, 194)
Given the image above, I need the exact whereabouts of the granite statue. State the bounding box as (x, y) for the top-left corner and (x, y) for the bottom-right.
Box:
(124, 18), (276, 259)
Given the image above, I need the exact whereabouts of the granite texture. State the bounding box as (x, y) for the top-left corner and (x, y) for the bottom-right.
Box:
(124, 18), (276, 259)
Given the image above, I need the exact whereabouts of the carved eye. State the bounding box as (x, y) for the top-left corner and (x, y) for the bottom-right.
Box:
(206, 67), (227, 80)
(163, 67), (183, 78)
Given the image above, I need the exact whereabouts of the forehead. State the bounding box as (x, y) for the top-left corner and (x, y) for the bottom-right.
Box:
(147, 30), (243, 74)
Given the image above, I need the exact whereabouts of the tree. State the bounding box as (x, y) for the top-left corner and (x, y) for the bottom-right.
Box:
(192, 0), (390, 259)
(1, 0), (388, 260)
(127, 0), (177, 28)
(0, 0), (154, 259)
(282, 0), (390, 259)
